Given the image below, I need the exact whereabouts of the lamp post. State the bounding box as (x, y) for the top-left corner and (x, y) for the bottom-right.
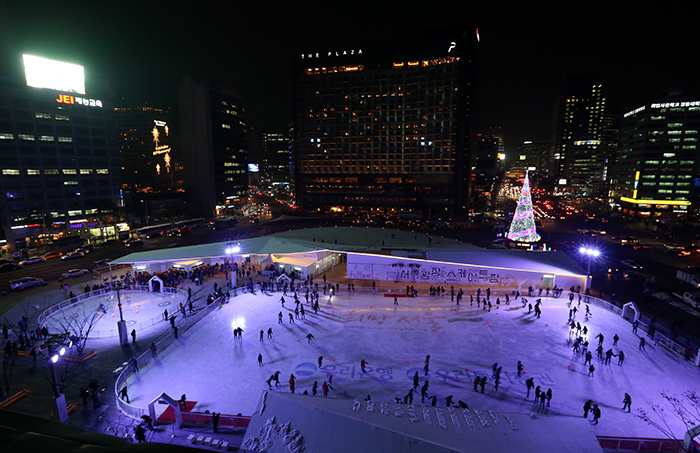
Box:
(108, 263), (128, 345)
(225, 242), (240, 288)
(46, 335), (72, 424)
(579, 247), (600, 291)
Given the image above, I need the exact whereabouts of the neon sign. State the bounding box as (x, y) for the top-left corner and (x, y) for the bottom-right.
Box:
(56, 94), (103, 108)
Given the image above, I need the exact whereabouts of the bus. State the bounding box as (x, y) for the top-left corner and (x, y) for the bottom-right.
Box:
(173, 218), (206, 232)
(135, 223), (172, 239)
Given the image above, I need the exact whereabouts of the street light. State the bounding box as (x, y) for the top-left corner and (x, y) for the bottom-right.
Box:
(45, 333), (72, 424)
(225, 242), (240, 288)
(579, 247), (600, 290)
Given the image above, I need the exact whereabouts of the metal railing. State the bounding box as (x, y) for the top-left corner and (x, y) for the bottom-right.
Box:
(115, 293), (229, 421)
(39, 286), (188, 339)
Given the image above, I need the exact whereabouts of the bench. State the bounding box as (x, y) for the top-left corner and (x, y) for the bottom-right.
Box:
(0, 389), (29, 408)
(65, 350), (96, 362)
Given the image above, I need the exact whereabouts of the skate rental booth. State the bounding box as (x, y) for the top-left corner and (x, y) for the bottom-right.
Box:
(111, 227), (588, 294)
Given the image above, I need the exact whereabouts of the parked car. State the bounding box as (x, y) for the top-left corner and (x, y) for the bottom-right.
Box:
(61, 251), (85, 260)
(19, 256), (46, 266)
(0, 263), (19, 273)
(79, 244), (95, 254)
(60, 268), (90, 279)
(42, 251), (63, 259)
(10, 277), (45, 291)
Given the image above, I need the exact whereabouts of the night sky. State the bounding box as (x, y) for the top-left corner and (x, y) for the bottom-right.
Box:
(3, 1), (700, 155)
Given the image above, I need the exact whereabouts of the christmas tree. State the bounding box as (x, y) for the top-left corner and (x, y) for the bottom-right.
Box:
(507, 170), (541, 243)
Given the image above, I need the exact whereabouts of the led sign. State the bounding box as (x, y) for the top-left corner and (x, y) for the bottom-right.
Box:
(56, 94), (103, 108)
(24, 54), (86, 94)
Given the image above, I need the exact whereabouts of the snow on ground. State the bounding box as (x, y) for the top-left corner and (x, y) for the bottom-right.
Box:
(43, 291), (185, 338)
(117, 289), (699, 440)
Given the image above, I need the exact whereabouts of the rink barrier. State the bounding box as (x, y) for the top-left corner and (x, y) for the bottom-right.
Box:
(180, 411), (251, 431)
(38, 286), (189, 339)
(597, 435), (682, 452)
(115, 292), (229, 421)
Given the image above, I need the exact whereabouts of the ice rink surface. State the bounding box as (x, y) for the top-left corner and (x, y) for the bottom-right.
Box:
(119, 290), (699, 439)
(43, 291), (185, 337)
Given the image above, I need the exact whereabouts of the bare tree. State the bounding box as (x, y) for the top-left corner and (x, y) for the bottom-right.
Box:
(52, 307), (101, 356)
(634, 390), (700, 452)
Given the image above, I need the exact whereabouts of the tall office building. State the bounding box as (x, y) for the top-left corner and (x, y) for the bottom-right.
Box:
(114, 106), (183, 194)
(552, 77), (608, 195)
(293, 27), (478, 217)
(178, 76), (249, 218)
(616, 96), (700, 218)
(0, 55), (122, 250)
(261, 132), (292, 195)
(472, 132), (503, 198)
(516, 140), (552, 175)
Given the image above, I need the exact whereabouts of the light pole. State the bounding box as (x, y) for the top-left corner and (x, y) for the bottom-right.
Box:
(225, 242), (240, 288)
(45, 334), (72, 424)
(579, 247), (600, 291)
(108, 263), (128, 346)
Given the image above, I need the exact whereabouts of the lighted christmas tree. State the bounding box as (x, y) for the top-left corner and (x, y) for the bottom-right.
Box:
(507, 170), (541, 243)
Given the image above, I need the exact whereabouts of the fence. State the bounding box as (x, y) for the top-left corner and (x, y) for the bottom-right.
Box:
(597, 436), (683, 452)
(114, 292), (228, 421)
(39, 286), (188, 339)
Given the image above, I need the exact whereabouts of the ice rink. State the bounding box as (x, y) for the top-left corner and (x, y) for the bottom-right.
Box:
(42, 290), (186, 338)
(122, 289), (700, 440)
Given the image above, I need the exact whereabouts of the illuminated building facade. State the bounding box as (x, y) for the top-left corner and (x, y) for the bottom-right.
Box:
(114, 106), (183, 193)
(0, 59), (121, 249)
(617, 97), (700, 218)
(261, 132), (293, 194)
(293, 28), (478, 217)
(553, 77), (609, 195)
(178, 76), (249, 217)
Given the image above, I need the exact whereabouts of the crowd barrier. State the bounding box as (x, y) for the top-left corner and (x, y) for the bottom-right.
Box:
(114, 292), (226, 421)
(38, 286), (188, 339)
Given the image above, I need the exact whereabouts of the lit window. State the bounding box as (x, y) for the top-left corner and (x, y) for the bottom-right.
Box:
(55, 114), (70, 121)
(35, 112), (52, 119)
(58, 137), (73, 143)
(96, 169), (109, 174)
(62, 169), (77, 175)
(44, 169), (59, 175)
(18, 134), (35, 141)
(2, 169), (20, 175)
(40, 135), (54, 142)
(0, 132), (14, 140)
(27, 169), (41, 175)
(63, 181), (78, 185)
(80, 169), (93, 174)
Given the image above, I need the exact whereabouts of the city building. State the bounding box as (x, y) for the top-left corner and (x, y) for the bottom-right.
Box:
(293, 27), (478, 218)
(552, 77), (610, 196)
(114, 106), (183, 194)
(472, 132), (504, 204)
(515, 140), (551, 175)
(178, 76), (249, 218)
(0, 54), (122, 251)
(616, 96), (700, 218)
(261, 132), (293, 196)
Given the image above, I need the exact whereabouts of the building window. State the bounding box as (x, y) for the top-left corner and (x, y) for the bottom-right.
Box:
(58, 137), (73, 143)
(0, 132), (14, 140)
(18, 134), (35, 141)
(26, 169), (41, 175)
(2, 169), (20, 175)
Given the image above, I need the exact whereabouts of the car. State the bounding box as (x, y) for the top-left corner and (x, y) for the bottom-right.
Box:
(93, 260), (112, 270)
(19, 256), (46, 266)
(60, 268), (90, 279)
(0, 263), (19, 273)
(621, 259), (643, 270)
(125, 239), (144, 248)
(42, 251), (63, 259)
(101, 239), (119, 246)
(61, 251), (85, 260)
(10, 277), (45, 291)
(79, 244), (95, 253)
(631, 243), (649, 250)
(667, 247), (692, 257)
